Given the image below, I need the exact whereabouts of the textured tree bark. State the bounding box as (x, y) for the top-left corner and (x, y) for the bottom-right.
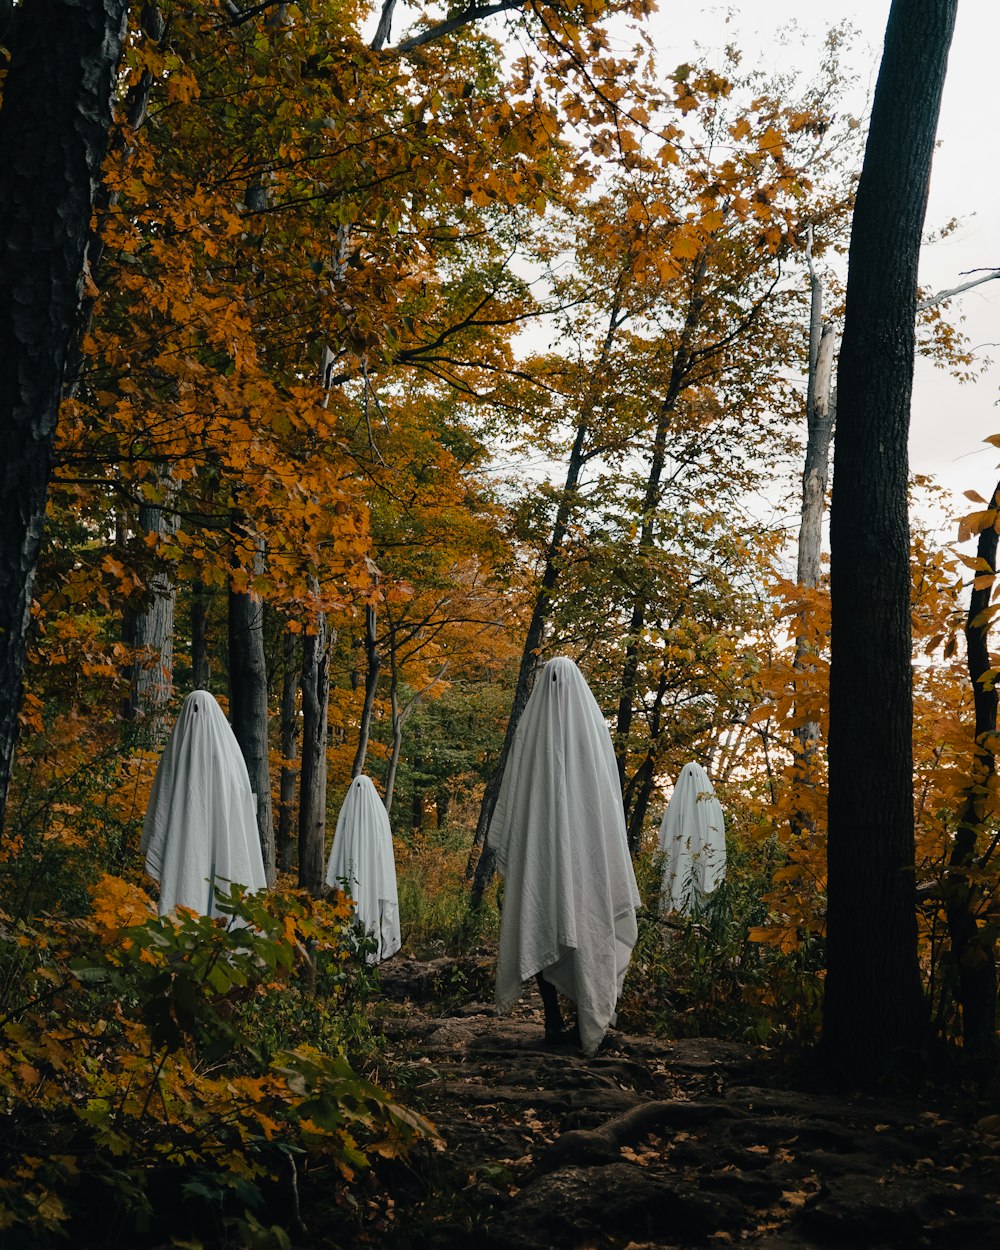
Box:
(228, 540), (276, 885)
(825, 0), (958, 1082)
(297, 613), (330, 896)
(0, 0), (128, 831)
(122, 494), (178, 741)
(277, 628), (301, 873)
(351, 604), (380, 779)
(946, 481), (1000, 1057)
(190, 579), (211, 690)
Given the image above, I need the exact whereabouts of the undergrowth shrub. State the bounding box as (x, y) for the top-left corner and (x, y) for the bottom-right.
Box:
(0, 877), (437, 1248)
(619, 829), (825, 1045)
(395, 826), (499, 957)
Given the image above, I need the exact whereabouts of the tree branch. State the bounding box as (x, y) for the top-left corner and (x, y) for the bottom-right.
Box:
(394, 0), (523, 52)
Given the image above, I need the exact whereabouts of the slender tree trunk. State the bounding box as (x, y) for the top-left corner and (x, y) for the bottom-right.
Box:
(622, 668), (668, 847)
(191, 579), (211, 690)
(228, 537), (276, 886)
(825, 0), (958, 1082)
(351, 604), (380, 779)
(791, 254), (838, 833)
(297, 612), (330, 895)
(614, 254), (709, 819)
(277, 628), (301, 872)
(122, 493), (178, 740)
(946, 481), (1000, 1056)
(0, 0), (128, 831)
(468, 290), (628, 896)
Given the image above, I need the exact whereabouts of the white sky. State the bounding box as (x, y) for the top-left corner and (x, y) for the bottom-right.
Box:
(649, 0), (1000, 516)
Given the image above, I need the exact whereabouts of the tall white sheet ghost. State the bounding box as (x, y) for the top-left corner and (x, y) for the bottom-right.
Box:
(658, 762), (726, 914)
(140, 690), (267, 916)
(325, 775), (401, 964)
(488, 656), (641, 1056)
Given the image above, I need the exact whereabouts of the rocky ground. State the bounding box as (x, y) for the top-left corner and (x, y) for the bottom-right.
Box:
(366, 954), (1000, 1250)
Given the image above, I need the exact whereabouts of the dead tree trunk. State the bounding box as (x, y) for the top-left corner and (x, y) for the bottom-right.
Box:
(228, 535), (276, 886)
(0, 0), (128, 831)
(298, 611), (330, 895)
(825, 0), (958, 1083)
(946, 480), (1000, 1056)
(277, 627), (301, 873)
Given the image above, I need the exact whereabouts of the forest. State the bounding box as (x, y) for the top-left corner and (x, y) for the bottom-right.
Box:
(2, 0), (1000, 1246)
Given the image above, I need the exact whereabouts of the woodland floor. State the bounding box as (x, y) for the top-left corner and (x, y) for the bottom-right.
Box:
(350, 954), (1000, 1250)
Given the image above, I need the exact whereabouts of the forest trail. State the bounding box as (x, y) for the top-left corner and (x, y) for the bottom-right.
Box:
(373, 955), (1000, 1250)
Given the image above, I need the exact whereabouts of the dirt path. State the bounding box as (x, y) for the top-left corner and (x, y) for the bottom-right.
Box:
(373, 955), (1000, 1250)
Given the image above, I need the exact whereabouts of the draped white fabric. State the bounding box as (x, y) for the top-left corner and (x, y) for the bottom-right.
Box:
(325, 775), (401, 964)
(658, 762), (726, 914)
(140, 690), (267, 916)
(488, 657), (640, 1056)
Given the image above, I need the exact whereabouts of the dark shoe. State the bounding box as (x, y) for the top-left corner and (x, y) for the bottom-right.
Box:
(543, 1023), (581, 1047)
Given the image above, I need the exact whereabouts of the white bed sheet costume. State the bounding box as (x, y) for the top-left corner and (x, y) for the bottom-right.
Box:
(488, 657), (640, 1056)
(658, 762), (726, 914)
(140, 690), (267, 916)
(325, 775), (401, 964)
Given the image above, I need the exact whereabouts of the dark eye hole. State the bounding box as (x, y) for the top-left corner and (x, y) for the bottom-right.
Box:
(552, 671), (557, 682)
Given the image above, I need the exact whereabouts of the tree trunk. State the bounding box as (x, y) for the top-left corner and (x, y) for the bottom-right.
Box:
(297, 613), (330, 896)
(122, 494), (178, 741)
(946, 481), (1000, 1057)
(351, 603), (380, 779)
(191, 579), (211, 690)
(468, 290), (628, 897)
(790, 256), (838, 834)
(614, 253), (709, 822)
(277, 627), (301, 873)
(228, 539), (276, 886)
(824, 0), (958, 1083)
(0, 0), (128, 831)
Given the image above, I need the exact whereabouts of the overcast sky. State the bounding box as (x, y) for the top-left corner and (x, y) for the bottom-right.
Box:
(650, 1), (1000, 515)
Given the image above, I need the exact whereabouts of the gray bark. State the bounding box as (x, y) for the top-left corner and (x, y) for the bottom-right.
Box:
(298, 613), (330, 896)
(123, 493), (178, 741)
(351, 603), (380, 779)
(277, 627), (300, 872)
(228, 536), (276, 885)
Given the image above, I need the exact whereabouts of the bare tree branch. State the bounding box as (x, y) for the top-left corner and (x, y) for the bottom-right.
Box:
(394, 0), (522, 53)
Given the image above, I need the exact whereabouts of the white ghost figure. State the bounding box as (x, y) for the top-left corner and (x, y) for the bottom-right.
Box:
(325, 775), (401, 963)
(488, 656), (641, 1057)
(140, 690), (267, 917)
(658, 762), (726, 915)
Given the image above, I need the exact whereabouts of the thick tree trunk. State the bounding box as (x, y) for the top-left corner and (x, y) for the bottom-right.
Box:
(0, 0), (128, 831)
(824, 0), (958, 1082)
(277, 628), (301, 873)
(122, 495), (178, 740)
(297, 613), (330, 896)
(228, 541), (276, 886)
(946, 481), (1000, 1056)
(191, 579), (211, 690)
(351, 604), (380, 779)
